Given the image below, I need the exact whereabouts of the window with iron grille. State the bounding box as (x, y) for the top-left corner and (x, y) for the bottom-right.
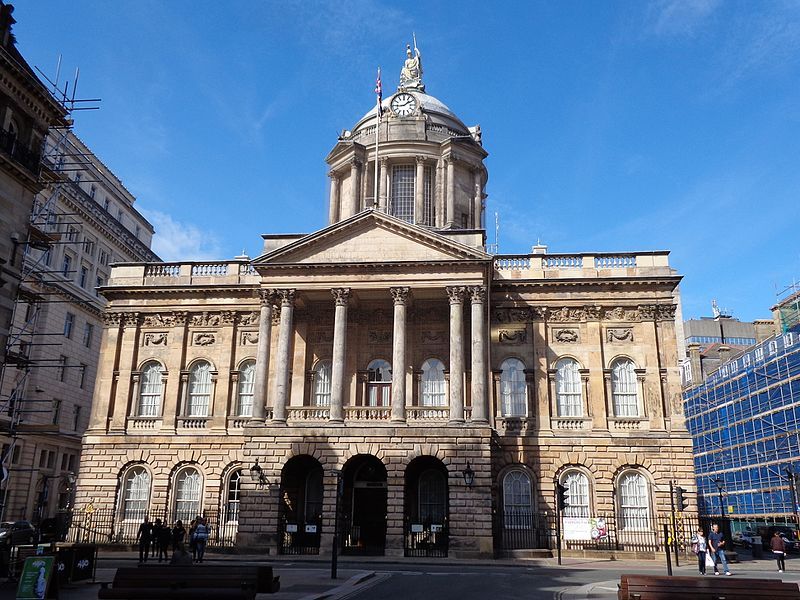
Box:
(418, 469), (447, 522)
(561, 470), (590, 518)
(502, 470), (533, 529)
(226, 470), (241, 522)
(122, 467), (151, 521)
(174, 468), (202, 523)
(390, 165), (415, 223)
(619, 471), (650, 529)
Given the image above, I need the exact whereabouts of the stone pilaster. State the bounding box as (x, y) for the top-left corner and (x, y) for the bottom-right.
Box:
(445, 156), (455, 228)
(414, 156), (425, 225)
(328, 171), (340, 225)
(109, 312), (140, 433)
(88, 312), (122, 432)
(329, 288), (350, 423)
(468, 286), (488, 423)
(271, 289), (295, 424)
(378, 157), (388, 213)
(349, 158), (361, 217)
(447, 286), (466, 423)
(390, 287), (409, 423)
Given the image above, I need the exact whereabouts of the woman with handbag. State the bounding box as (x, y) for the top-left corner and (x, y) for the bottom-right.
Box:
(691, 527), (708, 575)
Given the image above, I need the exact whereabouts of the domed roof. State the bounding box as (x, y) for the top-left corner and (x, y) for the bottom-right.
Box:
(352, 91), (470, 136)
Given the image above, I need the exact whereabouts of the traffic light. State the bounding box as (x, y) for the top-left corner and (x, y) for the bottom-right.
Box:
(675, 486), (689, 512)
(556, 483), (569, 511)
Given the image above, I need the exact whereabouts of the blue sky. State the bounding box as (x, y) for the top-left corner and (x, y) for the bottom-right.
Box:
(14, 0), (800, 322)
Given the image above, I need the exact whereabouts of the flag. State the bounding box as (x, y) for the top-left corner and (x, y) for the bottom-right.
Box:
(374, 67), (382, 116)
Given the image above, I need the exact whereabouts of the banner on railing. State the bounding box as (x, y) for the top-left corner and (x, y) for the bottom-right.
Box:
(563, 517), (609, 541)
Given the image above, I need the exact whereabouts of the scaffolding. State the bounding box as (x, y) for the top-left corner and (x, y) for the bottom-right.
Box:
(683, 329), (800, 520)
(777, 281), (800, 334)
(0, 58), (100, 521)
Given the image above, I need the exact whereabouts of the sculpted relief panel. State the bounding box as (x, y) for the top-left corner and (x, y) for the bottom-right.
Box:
(492, 304), (678, 324)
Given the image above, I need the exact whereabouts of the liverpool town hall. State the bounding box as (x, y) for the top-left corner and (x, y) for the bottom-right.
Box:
(73, 48), (694, 558)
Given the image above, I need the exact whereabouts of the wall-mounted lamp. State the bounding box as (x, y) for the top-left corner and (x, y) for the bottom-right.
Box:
(462, 462), (475, 487)
(249, 458), (269, 488)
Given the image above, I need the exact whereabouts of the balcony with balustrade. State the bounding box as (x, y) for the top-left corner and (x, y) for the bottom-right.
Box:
(107, 260), (260, 288)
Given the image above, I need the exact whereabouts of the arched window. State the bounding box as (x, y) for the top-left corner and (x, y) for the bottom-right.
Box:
(611, 359), (639, 417)
(561, 470), (590, 518)
(236, 360), (256, 417)
(618, 471), (650, 530)
(313, 360), (332, 406)
(367, 359), (391, 407)
(138, 361), (163, 416)
(500, 358), (527, 417)
(420, 358), (446, 406)
(225, 469), (241, 523)
(502, 470), (532, 528)
(174, 467), (203, 523)
(555, 358), (582, 417)
(121, 466), (150, 521)
(418, 469), (447, 523)
(188, 361), (212, 417)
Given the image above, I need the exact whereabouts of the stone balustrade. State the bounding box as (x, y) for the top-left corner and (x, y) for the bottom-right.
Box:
(493, 251), (670, 280)
(287, 407), (330, 422)
(608, 417), (648, 431)
(407, 406), (449, 422)
(344, 406), (392, 421)
(178, 417), (209, 429)
(552, 417), (592, 430)
(127, 417), (160, 431)
(112, 260), (260, 287)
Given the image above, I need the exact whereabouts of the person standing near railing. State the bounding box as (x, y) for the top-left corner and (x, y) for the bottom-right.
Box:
(709, 523), (731, 576)
(136, 516), (153, 564)
(193, 517), (209, 563)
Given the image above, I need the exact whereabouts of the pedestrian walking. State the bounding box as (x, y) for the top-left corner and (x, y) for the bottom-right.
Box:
(188, 518), (198, 562)
(194, 517), (210, 563)
(771, 531), (787, 573)
(136, 516), (153, 564)
(156, 518), (170, 562)
(691, 527), (708, 575)
(708, 523), (731, 576)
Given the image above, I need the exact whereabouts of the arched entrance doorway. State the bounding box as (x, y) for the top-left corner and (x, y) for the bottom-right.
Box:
(278, 455), (324, 554)
(341, 454), (387, 555)
(404, 456), (449, 557)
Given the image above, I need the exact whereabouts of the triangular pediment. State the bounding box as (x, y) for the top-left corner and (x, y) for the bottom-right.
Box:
(254, 210), (489, 266)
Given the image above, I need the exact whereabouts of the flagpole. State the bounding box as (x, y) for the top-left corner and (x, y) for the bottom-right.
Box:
(373, 67), (381, 210)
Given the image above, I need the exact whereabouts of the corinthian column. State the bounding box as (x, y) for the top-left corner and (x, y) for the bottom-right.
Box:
(445, 156), (455, 228)
(469, 286), (488, 423)
(329, 288), (350, 423)
(414, 156), (425, 225)
(250, 289), (274, 424)
(271, 289), (295, 424)
(447, 286), (466, 423)
(390, 287), (410, 422)
(328, 171), (340, 225)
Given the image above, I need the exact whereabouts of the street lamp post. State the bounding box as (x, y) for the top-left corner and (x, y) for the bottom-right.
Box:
(714, 478), (725, 521)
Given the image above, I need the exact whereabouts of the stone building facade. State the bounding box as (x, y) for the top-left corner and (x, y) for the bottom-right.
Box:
(0, 129), (157, 520)
(73, 51), (694, 558)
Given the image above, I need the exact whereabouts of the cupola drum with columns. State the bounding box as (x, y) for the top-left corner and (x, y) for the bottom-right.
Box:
(326, 44), (488, 230)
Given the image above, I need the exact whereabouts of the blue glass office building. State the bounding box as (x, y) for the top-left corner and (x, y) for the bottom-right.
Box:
(683, 328), (800, 518)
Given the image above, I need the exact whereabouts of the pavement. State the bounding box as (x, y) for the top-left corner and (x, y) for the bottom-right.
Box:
(0, 549), (799, 599)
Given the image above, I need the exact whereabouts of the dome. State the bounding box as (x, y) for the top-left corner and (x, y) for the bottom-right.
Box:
(351, 91), (470, 136)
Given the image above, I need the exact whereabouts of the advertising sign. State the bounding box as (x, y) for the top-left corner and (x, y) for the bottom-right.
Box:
(563, 517), (591, 541)
(16, 556), (55, 599)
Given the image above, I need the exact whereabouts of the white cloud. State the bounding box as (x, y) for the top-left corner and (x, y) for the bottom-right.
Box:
(141, 209), (222, 262)
(647, 0), (721, 36)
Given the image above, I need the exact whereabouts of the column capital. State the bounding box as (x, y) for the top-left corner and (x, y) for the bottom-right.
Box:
(349, 157), (362, 169)
(331, 288), (351, 306)
(468, 285), (486, 304)
(415, 155), (427, 164)
(276, 289), (296, 307)
(328, 170), (340, 181)
(122, 312), (140, 328)
(380, 156), (390, 166)
(446, 286), (466, 304)
(258, 289), (276, 306)
(390, 287), (410, 305)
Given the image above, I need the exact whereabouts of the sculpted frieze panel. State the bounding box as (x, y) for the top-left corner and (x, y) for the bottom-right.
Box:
(240, 331), (258, 345)
(142, 313), (176, 328)
(193, 332), (216, 346)
(143, 332), (168, 346)
(368, 330), (392, 344)
(237, 311), (259, 327)
(420, 330), (445, 344)
(603, 306), (640, 322)
(606, 328), (633, 343)
(553, 328), (579, 344)
(499, 329), (527, 344)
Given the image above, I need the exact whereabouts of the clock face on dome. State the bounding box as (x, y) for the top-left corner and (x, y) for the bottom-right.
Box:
(390, 93), (417, 117)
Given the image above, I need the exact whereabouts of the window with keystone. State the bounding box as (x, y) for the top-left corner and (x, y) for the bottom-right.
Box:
(560, 470), (590, 518)
(121, 466), (151, 521)
(174, 467), (202, 523)
(618, 470), (650, 530)
(502, 469), (533, 529)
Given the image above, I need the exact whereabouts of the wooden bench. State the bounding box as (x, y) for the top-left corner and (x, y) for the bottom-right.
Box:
(98, 565), (280, 599)
(619, 574), (800, 600)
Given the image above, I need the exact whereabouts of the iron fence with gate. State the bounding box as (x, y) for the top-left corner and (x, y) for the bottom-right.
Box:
(404, 519), (449, 558)
(495, 511), (700, 554)
(63, 508), (239, 548)
(278, 514), (321, 555)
